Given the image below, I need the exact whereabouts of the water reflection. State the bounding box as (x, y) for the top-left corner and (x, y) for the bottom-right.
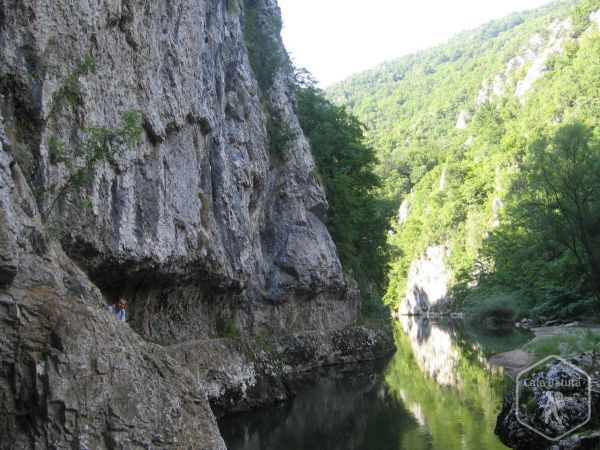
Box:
(219, 318), (531, 450)
(399, 315), (462, 386)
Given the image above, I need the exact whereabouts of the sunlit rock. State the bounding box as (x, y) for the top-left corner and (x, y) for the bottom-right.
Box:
(456, 109), (471, 129)
(590, 9), (600, 28)
(398, 246), (452, 316)
(398, 198), (411, 223)
(515, 19), (572, 99)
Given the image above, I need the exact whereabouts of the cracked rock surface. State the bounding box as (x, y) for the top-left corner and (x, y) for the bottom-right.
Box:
(0, 0), (356, 343)
(0, 142), (225, 449)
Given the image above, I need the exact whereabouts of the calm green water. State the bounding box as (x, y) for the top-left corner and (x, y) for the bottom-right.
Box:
(219, 317), (532, 450)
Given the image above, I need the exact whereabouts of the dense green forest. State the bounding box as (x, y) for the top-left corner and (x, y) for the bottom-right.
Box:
(326, 0), (600, 323)
(294, 72), (392, 317)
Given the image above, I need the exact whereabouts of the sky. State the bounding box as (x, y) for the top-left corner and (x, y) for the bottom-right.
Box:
(278, 0), (555, 87)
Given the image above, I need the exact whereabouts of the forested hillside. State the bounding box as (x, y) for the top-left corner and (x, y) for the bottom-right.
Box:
(328, 0), (600, 323)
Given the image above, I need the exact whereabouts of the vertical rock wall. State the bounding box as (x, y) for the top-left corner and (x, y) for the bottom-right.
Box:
(0, 0), (367, 447)
(398, 245), (452, 316)
(0, 0), (357, 343)
(0, 132), (226, 448)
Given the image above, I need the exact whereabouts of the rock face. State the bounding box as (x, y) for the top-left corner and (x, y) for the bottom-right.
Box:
(398, 245), (452, 316)
(476, 18), (572, 105)
(0, 0), (386, 448)
(515, 19), (571, 99)
(168, 326), (395, 417)
(495, 353), (600, 450)
(455, 109), (471, 129)
(0, 140), (225, 448)
(0, 0), (356, 343)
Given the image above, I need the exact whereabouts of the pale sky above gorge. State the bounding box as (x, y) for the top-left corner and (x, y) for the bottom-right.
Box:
(278, 0), (556, 87)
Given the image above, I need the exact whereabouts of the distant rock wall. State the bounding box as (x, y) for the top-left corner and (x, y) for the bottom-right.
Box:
(476, 18), (572, 105)
(398, 245), (452, 316)
(515, 18), (571, 99)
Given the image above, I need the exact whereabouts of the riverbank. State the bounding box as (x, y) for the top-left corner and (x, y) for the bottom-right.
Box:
(168, 324), (396, 417)
(490, 325), (600, 378)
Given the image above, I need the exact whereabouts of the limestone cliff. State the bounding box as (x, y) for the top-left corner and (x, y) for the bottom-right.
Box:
(398, 245), (452, 316)
(0, 0), (394, 448)
(0, 135), (226, 449)
(0, 0), (357, 342)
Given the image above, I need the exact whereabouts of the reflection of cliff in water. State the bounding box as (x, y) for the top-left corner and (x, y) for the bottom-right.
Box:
(387, 317), (512, 449)
(399, 316), (462, 386)
(220, 320), (531, 450)
(220, 361), (428, 450)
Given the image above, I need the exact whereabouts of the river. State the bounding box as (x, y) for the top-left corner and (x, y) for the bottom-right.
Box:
(219, 317), (532, 450)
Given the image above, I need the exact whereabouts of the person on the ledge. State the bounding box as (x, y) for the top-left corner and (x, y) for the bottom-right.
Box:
(107, 297), (127, 323)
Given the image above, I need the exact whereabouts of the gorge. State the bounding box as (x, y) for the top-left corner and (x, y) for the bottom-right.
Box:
(2, 0), (600, 448)
(0, 0), (393, 447)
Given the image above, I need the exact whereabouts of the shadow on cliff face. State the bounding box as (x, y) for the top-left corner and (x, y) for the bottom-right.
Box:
(0, 132), (227, 449)
(218, 359), (405, 450)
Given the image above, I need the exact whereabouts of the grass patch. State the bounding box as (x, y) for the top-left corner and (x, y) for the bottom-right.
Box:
(524, 327), (600, 359)
(216, 312), (241, 338)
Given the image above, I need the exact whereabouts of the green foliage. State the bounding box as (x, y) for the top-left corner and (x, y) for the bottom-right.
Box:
(12, 142), (34, 174)
(571, 0), (600, 35)
(328, 0), (600, 317)
(47, 55), (97, 120)
(296, 76), (392, 288)
(242, 0), (292, 159)
(358, 291), (392, 325)
(39, 58), (144, 219)
(216, 312), (241, 338)
(473, 123), (600, 310)
(265, 106), (297, 156)
(524, 328), (600, 358)
(43, 110), (143, 218)
(521, 124), (600, 296)
(227, 0), (238, 14)
(243, 0), (283, 91)
(462, 291), (529, 327)
(472, 102), (505, 144)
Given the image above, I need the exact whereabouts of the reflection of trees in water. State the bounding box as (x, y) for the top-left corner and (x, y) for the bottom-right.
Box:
(452, 321), (533, 358)
(386, 318), (510, 449)
(220, 320), (516, 450)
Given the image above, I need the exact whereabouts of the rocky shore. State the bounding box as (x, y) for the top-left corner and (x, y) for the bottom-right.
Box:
(169, 325), (395, 417)
(494, 343), (600, 449)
